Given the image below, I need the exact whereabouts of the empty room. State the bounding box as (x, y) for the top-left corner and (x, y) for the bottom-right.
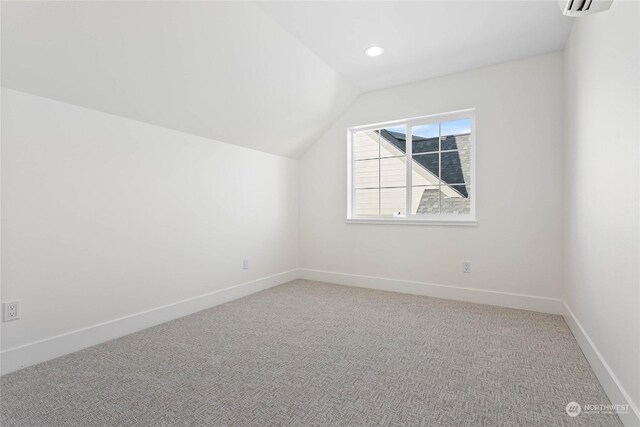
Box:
(1, 0), (638, 426)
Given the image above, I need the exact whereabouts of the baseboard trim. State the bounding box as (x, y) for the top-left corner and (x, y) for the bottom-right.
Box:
(0, 269), (299, 376)
(299, 268), (564, 315)
(562, 303), (640, 427)
(5, 268), (635, 427)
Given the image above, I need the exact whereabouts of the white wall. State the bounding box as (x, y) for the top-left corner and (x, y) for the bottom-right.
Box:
(564, 1), (640, 420)
(299, 52), (565, 300)
(1, 89), (298, 354)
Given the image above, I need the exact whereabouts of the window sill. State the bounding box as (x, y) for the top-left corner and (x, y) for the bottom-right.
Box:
(345, 218), (478, 226)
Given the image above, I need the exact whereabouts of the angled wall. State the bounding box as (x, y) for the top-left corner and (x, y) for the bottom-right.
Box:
(1, 2), (358, 158)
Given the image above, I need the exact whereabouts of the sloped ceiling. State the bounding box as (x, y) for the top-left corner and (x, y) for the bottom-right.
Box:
(258, 1), (573, 92)
(1, 2), (573, 158)
(1, 2), (358, 158)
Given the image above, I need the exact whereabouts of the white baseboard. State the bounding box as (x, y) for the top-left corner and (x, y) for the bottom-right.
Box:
(4, 268), (636, 427)
(562, 303), (640, 427)
(0, 269), (299, 375)
(299, 268), (564, 315)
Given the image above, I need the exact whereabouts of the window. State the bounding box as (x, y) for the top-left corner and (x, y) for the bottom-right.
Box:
(347, 109), (475, 225)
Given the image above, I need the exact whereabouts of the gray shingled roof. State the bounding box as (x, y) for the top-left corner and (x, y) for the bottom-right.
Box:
(378, 129), (469, 198)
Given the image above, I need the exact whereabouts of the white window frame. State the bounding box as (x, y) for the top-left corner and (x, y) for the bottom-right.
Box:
(346, 108), (476, 226)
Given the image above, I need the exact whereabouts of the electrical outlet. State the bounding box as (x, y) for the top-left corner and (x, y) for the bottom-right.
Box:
(3, 301), (20, 322)
(462, 261), (471, 274)
(242, 259), (249, 270)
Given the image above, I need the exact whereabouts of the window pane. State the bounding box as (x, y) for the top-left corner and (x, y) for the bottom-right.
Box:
(412, 123), (439, 139)
(441, 119), (471, 150)
(457, 140), (471, 184)
(441, 185), (471, 215)
(440, 151), (468, 187)
(379, 126), (406, 158)
(412, 153), (439, 186)
(412, 186), (440, 214)
(380, 157), (406, 188)
(353, 130), (379, 160)
(412, 123), (439, 154)
(441, 119), (471, 137)
(380, 188), (406, 217)
(355, 189), (379, 217)
(354, 159), (379, 189)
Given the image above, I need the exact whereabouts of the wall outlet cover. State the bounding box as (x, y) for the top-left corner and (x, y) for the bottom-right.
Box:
(3, 301), (20, 322)
(462, 262), (471, 274)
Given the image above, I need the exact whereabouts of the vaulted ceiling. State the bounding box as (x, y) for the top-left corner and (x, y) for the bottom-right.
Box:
(1, 2), (573, 158)
(258, 1), (573, 92)
(1, 2), (358, 158)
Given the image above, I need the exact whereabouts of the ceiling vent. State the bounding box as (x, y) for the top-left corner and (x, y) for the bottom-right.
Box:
(559, 0), (613, 16)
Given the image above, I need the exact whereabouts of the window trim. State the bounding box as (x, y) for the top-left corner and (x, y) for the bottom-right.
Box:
(346, 108), (476, 225)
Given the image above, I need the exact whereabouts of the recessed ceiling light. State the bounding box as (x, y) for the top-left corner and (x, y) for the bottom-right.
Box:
(365, 45), (384, 57)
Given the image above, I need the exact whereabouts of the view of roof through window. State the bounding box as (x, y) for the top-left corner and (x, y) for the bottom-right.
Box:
(352, 118), (472, 218)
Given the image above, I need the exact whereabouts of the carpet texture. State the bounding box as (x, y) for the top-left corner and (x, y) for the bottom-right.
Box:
(1, 280), (622, 426)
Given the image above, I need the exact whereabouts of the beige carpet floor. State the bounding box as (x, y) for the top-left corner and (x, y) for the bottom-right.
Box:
(1, 280), (622, 426)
